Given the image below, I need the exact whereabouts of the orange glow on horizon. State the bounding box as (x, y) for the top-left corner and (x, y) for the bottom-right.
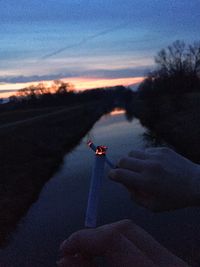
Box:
(64, 76), (144, 91)
(0, 76), (144, 98)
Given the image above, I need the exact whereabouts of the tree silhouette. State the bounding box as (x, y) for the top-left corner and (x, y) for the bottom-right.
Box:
(55, 81), (74, 95)
(15, 80), (75, 100)
(187, 42), (200, 75)
(139, 40), (200, 97)
(154, 40), (200, 77)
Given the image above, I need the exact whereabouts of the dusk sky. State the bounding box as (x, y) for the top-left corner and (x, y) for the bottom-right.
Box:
(0, 0), (200, 96)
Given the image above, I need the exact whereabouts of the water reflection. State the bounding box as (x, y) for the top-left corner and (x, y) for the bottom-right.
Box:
(0, 113), (146, 267)
(1, 113), (200, 266)
(109, 108), (125, 116)
(106, 107), (135, 122)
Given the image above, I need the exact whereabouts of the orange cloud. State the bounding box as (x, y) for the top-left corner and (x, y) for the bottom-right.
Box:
(63, 76), (144, 90)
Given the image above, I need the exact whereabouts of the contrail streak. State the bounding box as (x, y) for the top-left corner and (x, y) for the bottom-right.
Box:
(41, 22), (129, 60)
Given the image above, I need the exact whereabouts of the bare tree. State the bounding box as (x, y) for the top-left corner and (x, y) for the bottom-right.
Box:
(187, 41), (200, 75)
(15, 80), (75, 101)
(155, 40), (200, 77)
(55, 81), (74, 94)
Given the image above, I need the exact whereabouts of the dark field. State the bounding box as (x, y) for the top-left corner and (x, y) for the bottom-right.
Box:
(0, 106), (64, 125)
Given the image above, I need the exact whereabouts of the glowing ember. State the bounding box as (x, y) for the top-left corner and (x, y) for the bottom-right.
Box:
(87, 140), (115, 168)
(96, 146), (107, 155)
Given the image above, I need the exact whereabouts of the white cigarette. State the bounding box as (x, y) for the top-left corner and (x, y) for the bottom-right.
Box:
(85, 149), (106, 228)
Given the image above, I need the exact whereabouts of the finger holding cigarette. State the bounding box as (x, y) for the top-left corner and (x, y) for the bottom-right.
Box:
(109, 147), (200, 212)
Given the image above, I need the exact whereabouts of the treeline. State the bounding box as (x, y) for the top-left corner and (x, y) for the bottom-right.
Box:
(0, 81), (133, 113)
(132, 40), (200, 162)
(138, 40), (200, 99)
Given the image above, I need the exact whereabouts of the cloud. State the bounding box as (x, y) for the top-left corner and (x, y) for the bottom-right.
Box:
(0, 73), (72, 83)
(0, 66), (151, 84)
(0, 89), (18, 94)
(85, 66), (151, 79)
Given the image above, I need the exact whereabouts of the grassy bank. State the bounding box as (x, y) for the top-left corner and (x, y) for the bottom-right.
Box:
(0, 103), (96, 245)
(0, 106), (64, 125)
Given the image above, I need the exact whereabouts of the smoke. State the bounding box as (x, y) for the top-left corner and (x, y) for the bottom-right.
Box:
(41, 22), (129, 60)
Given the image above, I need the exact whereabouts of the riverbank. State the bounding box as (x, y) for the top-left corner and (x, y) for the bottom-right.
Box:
(131, 90), (200, 163)
(0, 102), (99, 245)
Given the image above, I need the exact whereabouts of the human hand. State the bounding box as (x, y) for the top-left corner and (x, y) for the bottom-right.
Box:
(109, 147), (200, 211)
(57, 219), (188, 267)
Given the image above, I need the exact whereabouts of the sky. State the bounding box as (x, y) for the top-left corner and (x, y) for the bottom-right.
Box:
(0, 0), (200, 97)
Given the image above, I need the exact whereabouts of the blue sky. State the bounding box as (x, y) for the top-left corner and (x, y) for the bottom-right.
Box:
(0, 0), (200, 86)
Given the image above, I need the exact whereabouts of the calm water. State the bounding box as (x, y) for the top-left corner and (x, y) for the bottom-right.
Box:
(1, 113), (200, 266)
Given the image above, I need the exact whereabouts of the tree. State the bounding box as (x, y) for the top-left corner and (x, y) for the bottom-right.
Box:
(55, 81), (74, 95)
(138, 40), (200, 97)
(155, 40), (200, 77)
(15, 80), (75, 100)
(187, 41), (200, 75)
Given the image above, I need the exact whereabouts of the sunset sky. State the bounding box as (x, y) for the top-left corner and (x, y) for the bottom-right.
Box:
(0, 0), (199, 97)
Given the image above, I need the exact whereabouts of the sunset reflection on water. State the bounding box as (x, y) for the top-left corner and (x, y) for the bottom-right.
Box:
(110, 109), (125, 116)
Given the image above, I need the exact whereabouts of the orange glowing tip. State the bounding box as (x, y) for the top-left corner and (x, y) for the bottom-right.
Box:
(96, 146), (107, 156)
(87, 140), (115, 168)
